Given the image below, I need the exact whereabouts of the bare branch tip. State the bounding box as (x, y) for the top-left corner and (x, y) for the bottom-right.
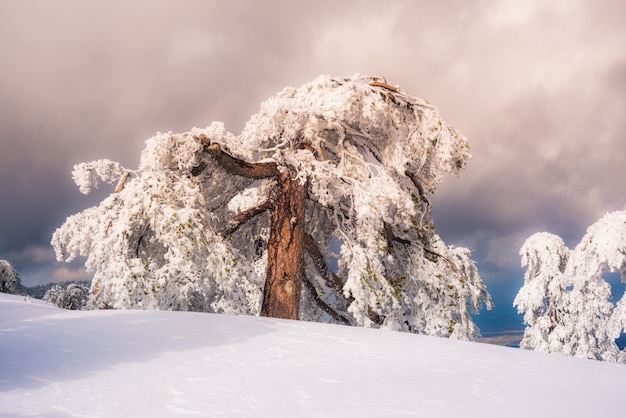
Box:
(194, 133), (211, 145)
(369, 81), (399, 92)
(206, 143), (221, 155)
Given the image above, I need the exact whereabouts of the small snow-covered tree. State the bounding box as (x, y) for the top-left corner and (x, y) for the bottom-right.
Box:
(43, 283), (89, 310)
(52, 75), (492, 339)
(515, 233), (570, 353)
(515, 211), (626, 362)
(0, 260), (22, 295)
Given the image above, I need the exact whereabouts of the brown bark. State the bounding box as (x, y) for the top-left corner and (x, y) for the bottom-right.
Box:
(369, 81), (399, 92)
(115, 172), (130, 193)
(198, 139), (306, 319)
(205, 143), (279, 178)
(261, 172), (306, 320)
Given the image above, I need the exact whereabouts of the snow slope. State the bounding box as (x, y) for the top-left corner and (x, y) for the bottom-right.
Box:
(1, 293), (624, 417)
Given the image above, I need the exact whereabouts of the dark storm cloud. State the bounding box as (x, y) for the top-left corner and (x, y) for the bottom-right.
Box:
(1, 0), (625, 289)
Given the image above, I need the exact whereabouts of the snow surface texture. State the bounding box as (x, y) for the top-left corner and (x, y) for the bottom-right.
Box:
(52, 74), (492, 339)
(1, 293), (624, 418)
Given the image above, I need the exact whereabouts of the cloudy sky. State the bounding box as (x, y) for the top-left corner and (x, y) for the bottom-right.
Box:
(1, 0), (625, 324)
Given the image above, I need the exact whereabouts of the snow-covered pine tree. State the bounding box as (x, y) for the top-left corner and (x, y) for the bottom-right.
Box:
(0, 260), (22, 295)
(515, 211), (626, 362)
(52, 75), (493, 339)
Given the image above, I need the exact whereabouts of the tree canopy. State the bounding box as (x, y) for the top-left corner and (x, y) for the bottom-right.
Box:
(52, 75), (492, 339)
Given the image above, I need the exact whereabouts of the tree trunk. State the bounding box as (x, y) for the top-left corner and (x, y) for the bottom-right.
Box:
(261, 172), (306, 320)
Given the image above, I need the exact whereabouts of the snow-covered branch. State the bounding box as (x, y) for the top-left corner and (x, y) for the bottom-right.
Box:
(71, 159), (127, 195)
(302, 233), (346, 295)
(221, 200), (273, 236)
(204, 142), (279, 179)
(302, 277), (352, 326)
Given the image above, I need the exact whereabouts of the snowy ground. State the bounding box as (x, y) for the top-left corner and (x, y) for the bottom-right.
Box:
(1, 293), (624, 417)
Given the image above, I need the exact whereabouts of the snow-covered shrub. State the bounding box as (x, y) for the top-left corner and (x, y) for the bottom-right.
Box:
(0, 260), (22, 295)
(43, 283), (89, 310)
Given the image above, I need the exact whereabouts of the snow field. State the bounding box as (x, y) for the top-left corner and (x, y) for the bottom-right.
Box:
(1, 293), (624, 417)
